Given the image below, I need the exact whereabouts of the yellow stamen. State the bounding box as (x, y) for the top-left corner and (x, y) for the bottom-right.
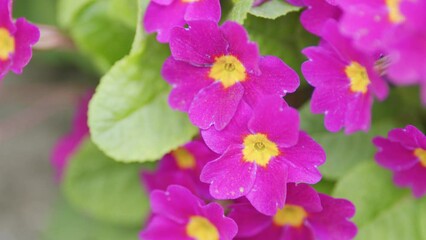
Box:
(242, 133), (279, 167)
(171, 147), (196, 170)
(386, 0), (405, 24)
(209, 55), (247, 88)
(414, 148), (426, 167)
(345, 61), (370, 94)
(0, 28), (15, 61)
(273, 205), (308, 227)
(186, 216), (219, 240)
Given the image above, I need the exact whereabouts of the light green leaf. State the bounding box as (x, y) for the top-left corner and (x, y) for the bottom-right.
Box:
(89, 37), (198, 163)
(70, 1), (135, 72)
(44, 196), (140, 240)
(419, 199), (426, 239)
(333, 161), (424, 240)
(57, 0), (96, 27)
(107, 0), (139, 29)
(229, 0), (255, 24)
(249, 0), (301, 19)
(63, 139), (150, 226)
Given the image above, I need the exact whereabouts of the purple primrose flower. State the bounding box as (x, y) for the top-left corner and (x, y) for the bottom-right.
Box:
(200, 96), (325, 216)
(163, 20), (299, 130)
(229, 183), (357, 240)
(140, 185), (238, 240)
(0, 0), (39, 80)
(373, 125), (426, 198)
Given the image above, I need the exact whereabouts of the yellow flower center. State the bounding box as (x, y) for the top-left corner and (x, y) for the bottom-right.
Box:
(414, 148), (426, 167)
(273, 205), (308, 227)
(209, 55), (247, 88)
(0, 28), (15, 61)
(171, 147), (196, 170)
(386, 0), (405, 24)
(345, 61), (370, 94)
(186, 216), (219, 240)
(242, 133), (279, 167)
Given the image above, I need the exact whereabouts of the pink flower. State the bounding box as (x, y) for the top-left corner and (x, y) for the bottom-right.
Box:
(140, 185), (238, 240)
(302, 20), (388, 134)
(373, 125), (426, 198)
(51, 91), (92, 181)
(337, 0), (426, 104)
(141, 139), (218, 200)
(200, 96), (325, 216)
(229, 184), (357, 240)
(384, 1), (426, 104)
(163, 20), (299, 130)
(143, 0), (221, 43)
(0, 0), (39, 80)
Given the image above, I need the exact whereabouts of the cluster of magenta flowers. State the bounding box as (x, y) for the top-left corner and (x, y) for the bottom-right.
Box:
(48, 0), (426, 239)
(140, 1), (358, 239)
(0, 0), (39, 81)
(300, 0), (426, 133)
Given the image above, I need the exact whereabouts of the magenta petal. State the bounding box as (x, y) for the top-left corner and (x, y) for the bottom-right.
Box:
(282, 226), (315, 240)
(244, 56), (299, 106)
(143, 1), (187, 43)
(185, 0), (221, 23)
(0, 0), (14, 31)
(10, 18), (39, 74)
(150, 185), (202, 224)
(373, 137), (418, 171)
(189, 82), (244, 130)
(283, 132), (325, 184)
(302, 46), (349, 88)
(248, 96), (300, 147)
(286, 183), (322, 213)
(200, 145), (256, 199)
(310, 86), (348, 132)
(201, 203), (238, 240)
(201, 101), (251, 154)
(228, 202), (271, 237)
(162, 57), (212, 111)
(308, 194), (357, 240)
(301, 0), (341, 35)
(344, 92), (373, 134)
(246, 158), (289, 216)
(169, 20), (228, 65)
(139, 216), (188, 240)
(394, 164), (426, 198)
(152, 0), (174, 5)
(388, 125), (426, 150)
(220, 21), (260, 73)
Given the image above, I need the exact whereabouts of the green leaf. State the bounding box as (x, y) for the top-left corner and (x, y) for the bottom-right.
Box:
(88, 37), (198, 163)
(249, 0), (301, 19)
(333, 161), (424, 240)
(107, 0), (139, 29)
(63, 139), (150, 226)
(70, 1), (135, 73)
(43, 196), (140, 240)
(57, 0), (96, 27)
(228, 0), (255, 24)
(420, 199), (426, 239)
